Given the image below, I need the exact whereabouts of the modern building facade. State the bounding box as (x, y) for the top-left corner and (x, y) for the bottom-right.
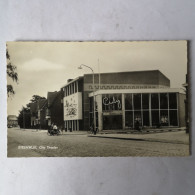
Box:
(89, 88), (185, 130)
(61, 70), (186, 131)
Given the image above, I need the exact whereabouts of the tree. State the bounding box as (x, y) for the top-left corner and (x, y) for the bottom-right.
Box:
(22, 95), (47, 129)
(18, 107), (31, 129)
(30, 95), (46, 103)
(26, 95), (46, 108)
(7, 47), (18, 97)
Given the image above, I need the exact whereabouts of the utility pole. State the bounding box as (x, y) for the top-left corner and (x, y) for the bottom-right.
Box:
(98, 59), (100, 90)
(78, 64), (96, 133)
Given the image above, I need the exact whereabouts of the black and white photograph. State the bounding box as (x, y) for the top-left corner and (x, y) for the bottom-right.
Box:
(7, 41), (189, 157)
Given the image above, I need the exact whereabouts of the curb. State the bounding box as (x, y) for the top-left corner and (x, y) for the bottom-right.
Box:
(88, 135), (189, 145)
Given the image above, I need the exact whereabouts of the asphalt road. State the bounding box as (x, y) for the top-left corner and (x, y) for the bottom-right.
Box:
(7, 127), (189, 157)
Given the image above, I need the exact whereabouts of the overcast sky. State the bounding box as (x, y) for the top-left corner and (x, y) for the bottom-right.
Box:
(7, 41), (187, 116)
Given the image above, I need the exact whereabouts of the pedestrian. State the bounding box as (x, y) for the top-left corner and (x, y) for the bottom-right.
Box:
(60, 126), (64, 134)
(93, 127), (97, 135)
(53, 123), (58, 133)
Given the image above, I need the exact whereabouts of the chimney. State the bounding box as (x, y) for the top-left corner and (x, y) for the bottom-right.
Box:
(67, 79), (73, 83)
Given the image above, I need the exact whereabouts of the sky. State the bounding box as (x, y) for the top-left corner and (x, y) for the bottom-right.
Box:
(7, 41), (187, 116)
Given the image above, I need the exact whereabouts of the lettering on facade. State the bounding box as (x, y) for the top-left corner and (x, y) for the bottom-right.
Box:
(103, 96), (121, 109)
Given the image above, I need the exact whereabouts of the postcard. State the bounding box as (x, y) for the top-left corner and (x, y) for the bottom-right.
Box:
(7, 41), (190, 157)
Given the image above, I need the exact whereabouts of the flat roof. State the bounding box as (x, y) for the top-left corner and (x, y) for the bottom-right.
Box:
(88, 88), (185, 97)
(61, 70), (169, 89)
(61, 76), (83, 88)
(84, 69), (164, 76)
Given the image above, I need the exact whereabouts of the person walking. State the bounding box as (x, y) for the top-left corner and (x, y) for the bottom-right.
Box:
(53, 123), (58, 133)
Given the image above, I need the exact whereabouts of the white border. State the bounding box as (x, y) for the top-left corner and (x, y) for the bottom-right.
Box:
(0, 1), (195, 195)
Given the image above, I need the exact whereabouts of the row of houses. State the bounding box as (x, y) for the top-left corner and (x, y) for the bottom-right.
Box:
(30, 91), (63, 129)
(29, 70), (186, 132)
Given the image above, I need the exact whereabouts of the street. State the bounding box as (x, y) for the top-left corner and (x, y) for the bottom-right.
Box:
(8, 127), (190, 157)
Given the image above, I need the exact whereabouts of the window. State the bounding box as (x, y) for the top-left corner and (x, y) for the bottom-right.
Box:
(125, 111), (133, 128)
(152, 110), (159, 126)
(72, 83), (75, 94)
(125, 94), (133, 110)
(160, 93), (168, 109)
(142, 94), (149, 109)
(133, 94), (141, 110)
(103, 115), (122, 130)
(134, 111), (142, 125)
(169, 110), (178, 126)
(160, 110), (168, 126)
(151, 94), (159, 109)
(143, 111), (150, 126)
(75, 82), (78, 93)
(89, 97), (93, 112)
(169, 93), (177, 109)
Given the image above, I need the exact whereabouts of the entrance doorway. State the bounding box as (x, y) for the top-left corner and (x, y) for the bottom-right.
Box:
(103, 115), (122, 130)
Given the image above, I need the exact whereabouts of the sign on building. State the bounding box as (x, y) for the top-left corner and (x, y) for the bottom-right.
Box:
(63, 92), (82, 120)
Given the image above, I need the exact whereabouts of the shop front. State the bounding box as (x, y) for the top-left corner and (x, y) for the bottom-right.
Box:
(89, 89), (185, 131)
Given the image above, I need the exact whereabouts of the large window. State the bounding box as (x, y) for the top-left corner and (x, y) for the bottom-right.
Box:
(160, 93), (168, 109)
(125, 94), (133, 110)
(143, 111), (150, 126)
(89, 97), (99, 128)
(169, 93), (178, 126)
(133, 94), (141, 110)
(89, 97), (93, 128)
(160, 93), (169, 126)
(152, 110), (159, 126)
(160, 110), (168, 126)
(103, 115), (122, 130)
(121, 92), (178, 128)
(169, 110), (178, 126)
(125, 111), (133, 128)
(89, 97), (93, 112)
(169, 93), (177, 109)
(142, 94), (149, 109)
(151, 93), (159, 109)
(134, 111), (142, 124)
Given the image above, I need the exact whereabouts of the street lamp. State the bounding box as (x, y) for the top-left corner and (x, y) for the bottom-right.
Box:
(78, 64), (96, 133)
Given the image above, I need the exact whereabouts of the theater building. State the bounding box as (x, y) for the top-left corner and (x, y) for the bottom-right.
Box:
(61, 70), (185, 131)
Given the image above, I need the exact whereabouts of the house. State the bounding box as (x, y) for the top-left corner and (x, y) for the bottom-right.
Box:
(7, 115), (18, 127)
(46, 91), (64, 128)
(30, 99), (47, 129)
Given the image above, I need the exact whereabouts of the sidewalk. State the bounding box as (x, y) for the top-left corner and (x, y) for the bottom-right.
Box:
(89, 130), (189, 145)
(98, 127), (186, 134)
